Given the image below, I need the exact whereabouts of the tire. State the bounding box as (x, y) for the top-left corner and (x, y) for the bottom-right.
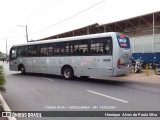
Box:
(20, 65), (26, 75)
(62, 66), (74, 80)
(155, 68), (160, 75)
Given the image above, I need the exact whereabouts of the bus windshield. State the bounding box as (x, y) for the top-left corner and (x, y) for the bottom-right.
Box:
(117, 34), (130, 48)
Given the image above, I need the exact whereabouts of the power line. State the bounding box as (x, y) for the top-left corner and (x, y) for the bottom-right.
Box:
(31, 0), (106, 35)
(30, 0), (53, 17)
(30, 0), (62, 18)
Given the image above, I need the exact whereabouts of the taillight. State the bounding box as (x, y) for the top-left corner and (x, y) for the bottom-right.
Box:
(117, 59), (120, 69)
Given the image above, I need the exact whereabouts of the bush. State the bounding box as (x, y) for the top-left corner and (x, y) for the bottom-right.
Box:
(0, 65), (6, 93)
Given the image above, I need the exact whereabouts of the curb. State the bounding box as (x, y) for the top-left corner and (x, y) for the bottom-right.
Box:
(0, 94), (17, 120)
(116, 78), (160, 88)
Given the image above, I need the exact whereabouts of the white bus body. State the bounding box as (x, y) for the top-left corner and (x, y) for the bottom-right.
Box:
(9, 32), (132, 79)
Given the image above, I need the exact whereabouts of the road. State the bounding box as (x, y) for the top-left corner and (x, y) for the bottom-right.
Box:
(1, 62), (160, 120)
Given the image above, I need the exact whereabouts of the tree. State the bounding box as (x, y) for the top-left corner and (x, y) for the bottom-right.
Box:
(0, 65), (6, 93)
(0, 51), (2, 59)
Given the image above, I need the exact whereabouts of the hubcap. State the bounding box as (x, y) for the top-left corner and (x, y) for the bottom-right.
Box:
(21, 67), (24, 73)
(64, 69), (70, 78)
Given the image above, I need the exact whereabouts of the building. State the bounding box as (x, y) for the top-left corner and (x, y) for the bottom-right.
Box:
(39, 11), (160, 63)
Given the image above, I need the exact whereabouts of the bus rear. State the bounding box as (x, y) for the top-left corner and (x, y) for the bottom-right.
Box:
(113, 34), (132, 76)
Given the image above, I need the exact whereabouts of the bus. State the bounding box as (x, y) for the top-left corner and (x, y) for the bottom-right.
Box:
(9, 32), (132, 79)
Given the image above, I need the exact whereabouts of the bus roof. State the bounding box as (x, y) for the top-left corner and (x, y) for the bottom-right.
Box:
(12, 32), (117, 47)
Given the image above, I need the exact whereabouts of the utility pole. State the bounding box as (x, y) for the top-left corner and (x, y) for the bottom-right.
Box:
(26, 25), (29, 42)
(17, 25), (29, 42)
(153, 14), (155, 54)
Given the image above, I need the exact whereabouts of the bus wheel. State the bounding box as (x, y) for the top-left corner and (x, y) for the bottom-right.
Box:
(62, 66), (74, 80)
(20, 65), (26, 75)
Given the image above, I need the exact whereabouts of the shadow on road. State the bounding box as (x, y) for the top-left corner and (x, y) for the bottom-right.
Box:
(11, 72), (129, 86)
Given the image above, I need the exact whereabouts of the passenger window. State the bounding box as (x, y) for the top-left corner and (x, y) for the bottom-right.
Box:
(53, 43), (66, 55)
(90, 37), (112, 55)
(18, 46), (28, 57)
(28, 45), (38, 57)
(72, 40), (88, 55)
(90, 42), (103, 54)
(40, 44), (53, 56)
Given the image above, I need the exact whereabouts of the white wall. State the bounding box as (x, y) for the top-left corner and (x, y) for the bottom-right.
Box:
(130, 34), (160, 53)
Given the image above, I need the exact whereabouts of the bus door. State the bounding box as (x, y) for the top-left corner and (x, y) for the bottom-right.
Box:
(117, 35), (132, 69)
(9, 47), (18, 71)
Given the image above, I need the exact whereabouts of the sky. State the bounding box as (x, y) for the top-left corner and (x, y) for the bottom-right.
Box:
(0, 0), (160, 53)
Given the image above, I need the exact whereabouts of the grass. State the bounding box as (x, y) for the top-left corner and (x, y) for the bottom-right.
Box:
(0, 65), (6, 93)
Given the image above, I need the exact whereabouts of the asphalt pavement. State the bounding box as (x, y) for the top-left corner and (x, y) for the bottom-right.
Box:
(1, 61), (160, 120)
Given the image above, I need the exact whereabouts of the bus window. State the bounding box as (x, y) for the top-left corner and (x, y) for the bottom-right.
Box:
(10, 47), (18, 60)
(79, 40), (88, 55)
(18, 46), (28, 57)
(103, 38), (112, 55)
(90, 42), (103, 54)
(72, 40), (88, 55)
(40, 44), (53, 56)
(48, 46), (53, 56)
(66, 43), (70, 55)
(53, 43), (66, 56)
(28, 45), (38, 57)
(90, 37), (112, 55)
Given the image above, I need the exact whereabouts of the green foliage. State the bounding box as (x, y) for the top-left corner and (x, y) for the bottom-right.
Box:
(0, 51), (2, 58)
(0, 65), (6, 93)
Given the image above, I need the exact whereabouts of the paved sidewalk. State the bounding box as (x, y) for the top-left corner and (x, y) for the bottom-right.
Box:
(107, 69), (160, 85)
